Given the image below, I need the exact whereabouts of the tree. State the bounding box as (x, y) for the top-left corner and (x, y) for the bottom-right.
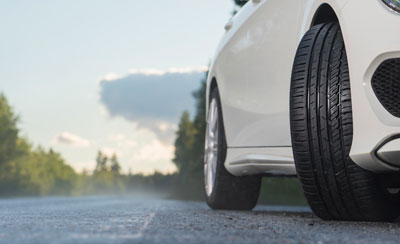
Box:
(110, 153), (121, 174)
(0, 93), (79, 196)
(173, 110), (196, 174)
(0, 93), (19, 165)
(191, 79), (206, 170)
(95, 151), (108, 172)
(173, 73), (207, 175)
(172, 74), (208, 198)
(91, 151), (125, 194)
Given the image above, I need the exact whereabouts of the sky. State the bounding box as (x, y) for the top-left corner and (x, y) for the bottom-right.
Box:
(0, 0), (235, 174)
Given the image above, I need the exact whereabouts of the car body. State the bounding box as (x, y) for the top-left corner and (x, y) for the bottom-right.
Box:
(206, 0), (400, 176)
(204, 0), (400, 221)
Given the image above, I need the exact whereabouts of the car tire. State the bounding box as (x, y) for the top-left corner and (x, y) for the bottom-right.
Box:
(205, 88), (261, 210)
(290, 22), (400, 221)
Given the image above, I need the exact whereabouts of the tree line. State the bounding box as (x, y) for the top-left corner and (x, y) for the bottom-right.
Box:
(0, 70), (305, 205)
(0, 92), (177, 196)
(0, 94), (77, 196)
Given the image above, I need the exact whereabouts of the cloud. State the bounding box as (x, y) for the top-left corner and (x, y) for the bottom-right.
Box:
(55, 132), (90, 147)
(99, 67), (206, 122)
(129, 138), (177, 175)
(100, 73), (124, 81)
(98, 67), (207, 142)
(127, 66), (208, 76)
(109, 133), (126, 142)
(131, 139), (174, 163)
(103, 130), (176, 175)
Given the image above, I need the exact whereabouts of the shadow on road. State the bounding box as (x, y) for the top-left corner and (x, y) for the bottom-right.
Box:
(215, 205), (400, 228)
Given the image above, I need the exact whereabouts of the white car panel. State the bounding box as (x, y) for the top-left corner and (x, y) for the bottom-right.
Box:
(207, 0), (400, 175)
(340, 0), (400, 171)
(238, 0), (302, 147)
(225, 146), (296, 175)
(207, 2), (260, 147)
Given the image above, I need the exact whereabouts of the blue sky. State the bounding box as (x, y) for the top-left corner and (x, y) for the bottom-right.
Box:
(0, 0), (235, 174)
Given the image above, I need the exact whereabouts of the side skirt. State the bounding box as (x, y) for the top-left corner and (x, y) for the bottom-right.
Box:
(225, 147), (296, 177)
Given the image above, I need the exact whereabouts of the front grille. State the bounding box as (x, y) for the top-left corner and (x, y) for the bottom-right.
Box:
(371, 58), (400, 118)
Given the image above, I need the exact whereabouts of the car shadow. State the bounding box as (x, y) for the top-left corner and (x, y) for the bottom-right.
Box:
(237, 205), (400, 226)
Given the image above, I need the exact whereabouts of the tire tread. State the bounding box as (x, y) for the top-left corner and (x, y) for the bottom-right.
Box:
(290, 23), (400, 222)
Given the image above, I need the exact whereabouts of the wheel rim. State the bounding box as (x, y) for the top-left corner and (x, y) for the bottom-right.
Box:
(204, 98), (219, 197)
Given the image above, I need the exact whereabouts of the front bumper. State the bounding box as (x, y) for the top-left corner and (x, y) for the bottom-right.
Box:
(341, 0), (400, 171)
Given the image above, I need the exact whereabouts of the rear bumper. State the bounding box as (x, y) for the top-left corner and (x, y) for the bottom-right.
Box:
(341, 0), (400, 171)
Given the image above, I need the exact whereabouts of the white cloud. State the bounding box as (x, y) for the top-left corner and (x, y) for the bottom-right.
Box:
(55, 132), (90, 147)
(128, 68), (166, 76)
(166, 66), (209, 74)
(109, 133), (126, 142)
(128, 66), (209, 76)
(59, 125), (177, 175)
(103, 128), (177, 174)
(131, 139), (174, 163)
(158, 121), (177, 133)
(98, 66), (208, 83)
(129, 138), (177, 175)
(134, 119), (178, 144)
(97, 72), (124, 82)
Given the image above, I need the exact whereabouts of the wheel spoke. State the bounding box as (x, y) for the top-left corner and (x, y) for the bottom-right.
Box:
(211, 101), (218, 131)
(204, 98), (219, 197)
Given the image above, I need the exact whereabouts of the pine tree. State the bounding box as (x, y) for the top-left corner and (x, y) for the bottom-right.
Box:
(172, 74), (207, 198)
(110, 153), (121, 174)
(0, 93), (19, 165)
(190, 79), (207, 178)
(173, 111), (196, 174)
(95, 151), (108, 172)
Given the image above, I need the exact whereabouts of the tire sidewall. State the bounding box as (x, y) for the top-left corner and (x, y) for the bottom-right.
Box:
(205, 88), (228, 204)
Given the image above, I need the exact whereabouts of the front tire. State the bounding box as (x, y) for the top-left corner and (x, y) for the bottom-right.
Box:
(290, 22), (400, 221)
(205, 88), (261, 210)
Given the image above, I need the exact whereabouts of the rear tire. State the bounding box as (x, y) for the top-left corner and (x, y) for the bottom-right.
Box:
(290, 22), (400, 221)
(205, 88), (261, 210)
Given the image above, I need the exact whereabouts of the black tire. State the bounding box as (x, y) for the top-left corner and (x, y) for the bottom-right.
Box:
(205, 88), (261, 210)
(290, 22), (400, 222)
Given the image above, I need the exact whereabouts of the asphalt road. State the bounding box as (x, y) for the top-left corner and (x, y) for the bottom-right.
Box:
(0, 196), (399, 244)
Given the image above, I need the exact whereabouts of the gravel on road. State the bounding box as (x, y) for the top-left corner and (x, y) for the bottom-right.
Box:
(0, 196), (399, 244)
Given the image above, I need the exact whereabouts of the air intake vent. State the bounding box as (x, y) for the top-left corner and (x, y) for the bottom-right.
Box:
(371, 58), (400, 118)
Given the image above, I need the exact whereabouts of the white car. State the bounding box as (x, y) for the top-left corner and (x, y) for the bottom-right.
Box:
(204, 0), (400, 222)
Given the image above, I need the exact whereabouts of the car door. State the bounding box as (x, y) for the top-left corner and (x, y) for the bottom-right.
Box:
(214, 4), (257, 147)
(238, 0), (304, 147)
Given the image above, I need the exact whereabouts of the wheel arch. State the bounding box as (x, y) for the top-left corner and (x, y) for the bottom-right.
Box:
(311, 3), (339, 27)
(300, 1), (347, 39)
(209, 77), (218, 97)
(206, 76), (218, 117)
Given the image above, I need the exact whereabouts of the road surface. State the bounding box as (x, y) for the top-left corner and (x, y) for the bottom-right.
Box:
(0, 196), (399, 244)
